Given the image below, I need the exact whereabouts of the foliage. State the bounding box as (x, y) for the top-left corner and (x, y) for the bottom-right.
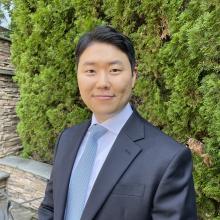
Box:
(11, 0), (219, 218)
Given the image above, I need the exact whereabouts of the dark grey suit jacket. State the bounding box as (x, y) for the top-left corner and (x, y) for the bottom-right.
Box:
(38, 110), (197, 220)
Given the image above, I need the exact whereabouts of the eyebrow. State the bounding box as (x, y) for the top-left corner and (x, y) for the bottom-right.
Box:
(82, 60), (124, 66)
(82, 62), (96, 66)
(108, 60), (123, 65)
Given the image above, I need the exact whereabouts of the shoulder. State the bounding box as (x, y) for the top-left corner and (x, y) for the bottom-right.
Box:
(133, 111), (190, 159)
(133, 112), (192, 182)
(52, 120), (90, 157)
(60, 119), (90, 138)
(54, 119), (90, 150)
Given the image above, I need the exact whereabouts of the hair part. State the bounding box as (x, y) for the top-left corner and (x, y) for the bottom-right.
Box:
(75, 26), (136, 71)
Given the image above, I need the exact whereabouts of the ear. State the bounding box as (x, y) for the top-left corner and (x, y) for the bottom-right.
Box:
(132, 65), (138, 88)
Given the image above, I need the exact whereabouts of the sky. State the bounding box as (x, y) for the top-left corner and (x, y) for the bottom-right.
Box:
(0, 5), (11, 29)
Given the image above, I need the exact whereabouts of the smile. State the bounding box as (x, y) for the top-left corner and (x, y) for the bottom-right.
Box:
(92, 95), (115, 100)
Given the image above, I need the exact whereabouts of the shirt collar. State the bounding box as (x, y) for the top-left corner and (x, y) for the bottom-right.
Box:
(91, 103), (133, 135)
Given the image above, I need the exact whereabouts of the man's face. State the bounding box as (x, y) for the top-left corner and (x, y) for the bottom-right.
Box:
(77, 42), (137, 122)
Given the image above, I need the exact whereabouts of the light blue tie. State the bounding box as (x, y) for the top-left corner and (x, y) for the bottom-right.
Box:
(65, 124), (107, 220)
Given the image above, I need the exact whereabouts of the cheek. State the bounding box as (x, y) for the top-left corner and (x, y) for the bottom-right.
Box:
(78, 77), (93, 93)
(115, 78), (133, 94)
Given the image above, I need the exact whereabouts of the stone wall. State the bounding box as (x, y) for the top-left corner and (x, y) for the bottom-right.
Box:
(0, 74), (21, 157)
(0, 156), (51, 211)
(0, 35), (13, 70)
(0, 170), (10, 219)
(0, 35), (21, 157)
(1, 165), (46, 210)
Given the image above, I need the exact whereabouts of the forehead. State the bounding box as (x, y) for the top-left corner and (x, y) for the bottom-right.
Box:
(78, 42), (130, 65)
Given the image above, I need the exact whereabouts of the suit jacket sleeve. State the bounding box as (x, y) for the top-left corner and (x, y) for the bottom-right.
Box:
(38, 131), (64, 220)
(152, 147), (197, 220)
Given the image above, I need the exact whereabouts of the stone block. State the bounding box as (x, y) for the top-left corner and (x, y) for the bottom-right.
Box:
(0, 156), (52, 210)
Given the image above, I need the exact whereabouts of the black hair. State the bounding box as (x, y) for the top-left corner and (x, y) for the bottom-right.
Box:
(75, 26), (136, 70)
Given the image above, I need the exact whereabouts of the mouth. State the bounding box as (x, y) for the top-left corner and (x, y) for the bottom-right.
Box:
(92, 95), (115, 100)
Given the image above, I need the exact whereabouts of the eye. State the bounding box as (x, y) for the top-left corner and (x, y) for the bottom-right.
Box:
(85, 69), (96, 75)
(110, 68), (121, 74)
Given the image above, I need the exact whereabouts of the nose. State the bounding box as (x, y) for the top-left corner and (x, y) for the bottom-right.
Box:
(96, 72), (111, 89)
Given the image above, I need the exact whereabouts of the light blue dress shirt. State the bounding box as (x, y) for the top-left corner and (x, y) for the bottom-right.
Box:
(70, 103), (133, 205)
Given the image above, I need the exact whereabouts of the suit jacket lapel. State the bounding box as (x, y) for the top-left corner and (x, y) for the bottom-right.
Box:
(56, 120), (91, 220)
(81, 111), (145, 220)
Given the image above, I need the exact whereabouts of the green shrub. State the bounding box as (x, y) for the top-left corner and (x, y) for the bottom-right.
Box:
(11, 0), (219, 218)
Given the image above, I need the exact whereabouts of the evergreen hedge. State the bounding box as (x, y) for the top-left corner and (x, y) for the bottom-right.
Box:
(10, 0), (219, 219)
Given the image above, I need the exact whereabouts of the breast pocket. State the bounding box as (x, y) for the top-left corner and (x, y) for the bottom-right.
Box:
(112, 184), (145, 197)
(97, 184), (146, 220)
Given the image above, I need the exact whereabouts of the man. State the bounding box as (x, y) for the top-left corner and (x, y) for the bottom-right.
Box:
(39, 26), (197, 220)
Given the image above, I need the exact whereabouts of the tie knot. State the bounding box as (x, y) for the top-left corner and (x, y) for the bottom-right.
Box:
(89, 124), (107, 140)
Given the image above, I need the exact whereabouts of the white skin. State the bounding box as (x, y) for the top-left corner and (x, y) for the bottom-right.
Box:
(77, 42), (137, 123)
